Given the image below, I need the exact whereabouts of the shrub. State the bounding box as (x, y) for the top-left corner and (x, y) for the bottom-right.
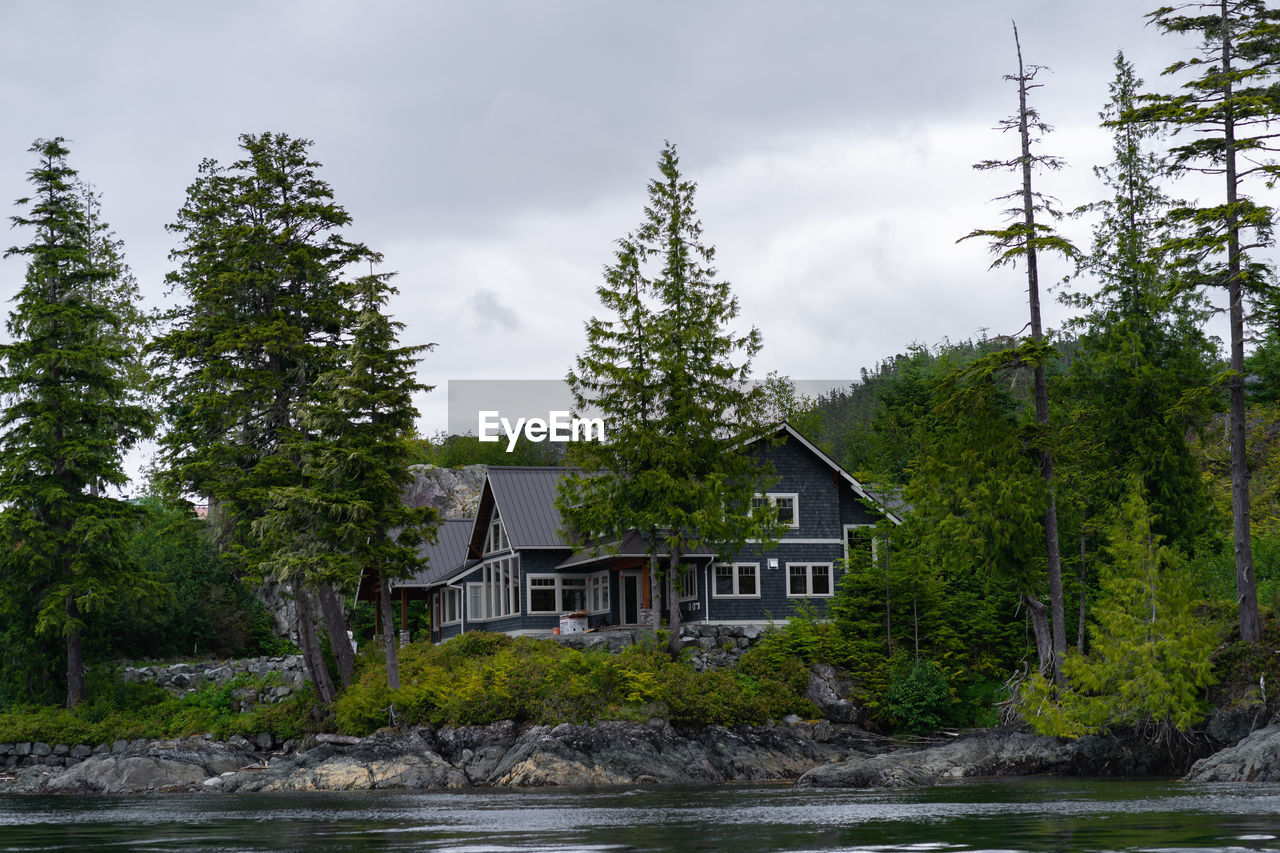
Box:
(886, 656), (951, 735)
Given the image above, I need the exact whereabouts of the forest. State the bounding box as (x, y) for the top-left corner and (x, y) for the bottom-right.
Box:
(3, 2), (1280, 743)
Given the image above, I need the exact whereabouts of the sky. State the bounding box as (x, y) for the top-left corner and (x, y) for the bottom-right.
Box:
(0, 1), (1224, 488)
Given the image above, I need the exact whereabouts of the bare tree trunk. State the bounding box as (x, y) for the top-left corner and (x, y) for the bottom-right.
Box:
(316, 583), (355, 688)
(1078, 532), (1088, 653)
(65, 595), (84, 708)
(1221, 2), (1262, 643)
(666, 550), (683, 658)
(296, 586), (336, 705)
(1014, 24), (1066, 684)
(1022, 592), (1052, 676)
(379, 576), (400, 691)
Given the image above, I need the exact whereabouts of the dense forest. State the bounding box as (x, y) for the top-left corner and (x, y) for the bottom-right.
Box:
(4, 3), (1280, 743)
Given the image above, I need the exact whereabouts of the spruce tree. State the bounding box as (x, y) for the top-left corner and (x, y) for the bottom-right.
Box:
(256, 274), (436, 691)
(154, 132), (377, 693)
(561, 142), (775, 652)
(960, 24), (1080, 683)
(1127, 0), (1280, 643)
(0, 138), (156, 707)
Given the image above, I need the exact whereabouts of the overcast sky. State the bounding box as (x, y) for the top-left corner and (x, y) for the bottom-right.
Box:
(0, 1), (1228, 486)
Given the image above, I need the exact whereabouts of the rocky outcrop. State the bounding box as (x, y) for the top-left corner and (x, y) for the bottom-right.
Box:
(403, 465), (486, 518)
(797, 728), (1199, 788)
(0, 720), (879, 795)
(1185, 723), (1280, 782)
(119, 656), (308, 703)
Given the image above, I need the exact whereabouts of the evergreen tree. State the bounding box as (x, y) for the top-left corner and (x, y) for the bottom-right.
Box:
(256, 274), (437, 691)
(1020, 477), (1217, 738)
(0, 138), (156, 706)
(960, 24), (1080, 682)
(1129, 0), (1280, 642)
(560, 143), (774, 653)
(154, 132), (376, 694)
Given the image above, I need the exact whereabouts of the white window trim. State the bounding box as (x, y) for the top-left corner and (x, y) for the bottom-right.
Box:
(440, 587), (462, 626)
(484, 511), (510, 556)
(843, 523), (878, 565)
(755, 492), (800, 528)
(526, 572), (609, 614)
(786, 562), (834, 598)
(676, 568), (697, 602)
(712, 562), (761, 598)
(465, 554), (521, 622)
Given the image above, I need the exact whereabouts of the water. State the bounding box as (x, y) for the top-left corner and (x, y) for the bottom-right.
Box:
(3, 778), (1280, 852)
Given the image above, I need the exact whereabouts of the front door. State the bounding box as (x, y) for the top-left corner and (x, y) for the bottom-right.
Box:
(620, 572), (640, 625)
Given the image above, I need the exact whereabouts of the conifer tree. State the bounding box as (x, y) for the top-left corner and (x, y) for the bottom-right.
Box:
(0, 138), (156, 706)
(256, 274), (436, 691)
(960, 24), (1080, 683)
(1127, 0), (1280, 643)
(561, 143), (775, 652)
(154, 133), (377, 692)
(1020, 477), (1217, 738)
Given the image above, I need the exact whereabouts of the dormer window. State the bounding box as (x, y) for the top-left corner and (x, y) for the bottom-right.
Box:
(752, 493), (799, 528)
(484, 511), (509, 555)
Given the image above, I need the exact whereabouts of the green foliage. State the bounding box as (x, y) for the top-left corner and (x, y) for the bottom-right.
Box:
(0, 673), (315, 745)
(412, 432), (564, 467)
(886, 655), (951, 735)
(334, 633), (818, 736)
(0, 138), (157, 706)
(559, 142), (775, 627)
(1020, 479), (1219, 737)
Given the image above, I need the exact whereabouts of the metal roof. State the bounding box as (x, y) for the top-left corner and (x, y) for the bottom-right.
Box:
(397, 518), (474, 587)
(486, 466), (575, 548)
(557, 530), (717, 570)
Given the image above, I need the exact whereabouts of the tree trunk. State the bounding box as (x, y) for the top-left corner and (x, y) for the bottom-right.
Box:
(1221, 2), (1262, 643)
(1022, 591), (1052, 676)
(1015, 25), (1066, 684)
(379, 575), (400, 690)
(65, 595), (84, 708)
(296, 586), (336, 705)
(316, 583), (355, 688)
(1078, 532), (1088, 653)
(666, 549), (683, 658)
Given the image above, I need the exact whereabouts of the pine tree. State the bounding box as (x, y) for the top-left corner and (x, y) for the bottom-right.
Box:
(1020, 477), (1217, 738)
(1127, 0), (1280, 643)
(959, 24), (1080, 683)
(154, 132), (377, 695)
(0, 138), (156, 707)
(560, 142), (774, 653)
(256, 274), (437, 691)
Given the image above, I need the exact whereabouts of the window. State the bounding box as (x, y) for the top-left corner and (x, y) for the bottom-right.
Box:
(787, 563), (833, 597)
(484, 512), (509, 555)
(527, 573), (609, 614)
(676, 569), (697, 601)
(466, 555), (520, 621)
(754, 493), (799, 528)
(845, 525), (876, 570)
(713, 563), (759, 598)
(440, 587), (462, 625)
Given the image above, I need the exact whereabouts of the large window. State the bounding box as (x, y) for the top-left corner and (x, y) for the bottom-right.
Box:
(787, 563), (832, 597)
(440, 587), (462, 625)
(528, 573), (609, 614)
(466, 555), (520, 621)
(484, 512), (509, 555)
(845, 525), (876, 570)
(713, 563), (759, 598)
(676, 569), (697, 601)
(753, 493), (799, 528)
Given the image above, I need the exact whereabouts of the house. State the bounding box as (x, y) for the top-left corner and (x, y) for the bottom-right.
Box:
(395, 423), (898, 641)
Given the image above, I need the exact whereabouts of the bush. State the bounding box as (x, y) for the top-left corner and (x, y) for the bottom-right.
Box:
(886, 656), (951, 735)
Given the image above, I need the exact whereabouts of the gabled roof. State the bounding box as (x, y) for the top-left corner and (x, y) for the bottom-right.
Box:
(752, 423), (902, 525)
(556, 529), (718, 570)
(397, 518), (475, 588)
(467, 466), (576, 557)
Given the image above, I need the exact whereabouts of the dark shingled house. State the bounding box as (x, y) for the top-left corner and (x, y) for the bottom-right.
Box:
(395, 424), (898, 641)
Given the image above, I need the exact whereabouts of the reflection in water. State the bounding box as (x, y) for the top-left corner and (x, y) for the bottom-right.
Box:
(3, 778), (1280, 852)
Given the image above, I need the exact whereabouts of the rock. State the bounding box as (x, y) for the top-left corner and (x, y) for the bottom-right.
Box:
(70, 744), (92, 760)
(806, 663), (862, 725)
(30, 743), (51, 757)
(255, 732), (275, 751)
(315, 733), (361, 746)
(42, 755), (210, 793)
(1186, 724), (1280, 782)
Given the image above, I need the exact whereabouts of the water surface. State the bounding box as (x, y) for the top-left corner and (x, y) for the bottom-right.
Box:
(3, 777), (1280, 852)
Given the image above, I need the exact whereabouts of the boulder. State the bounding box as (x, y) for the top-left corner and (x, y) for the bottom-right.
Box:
(1186, 724), (1280, 782)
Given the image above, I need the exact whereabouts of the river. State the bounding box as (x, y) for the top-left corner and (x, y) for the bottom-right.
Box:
(3, 777), (1280, 852)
